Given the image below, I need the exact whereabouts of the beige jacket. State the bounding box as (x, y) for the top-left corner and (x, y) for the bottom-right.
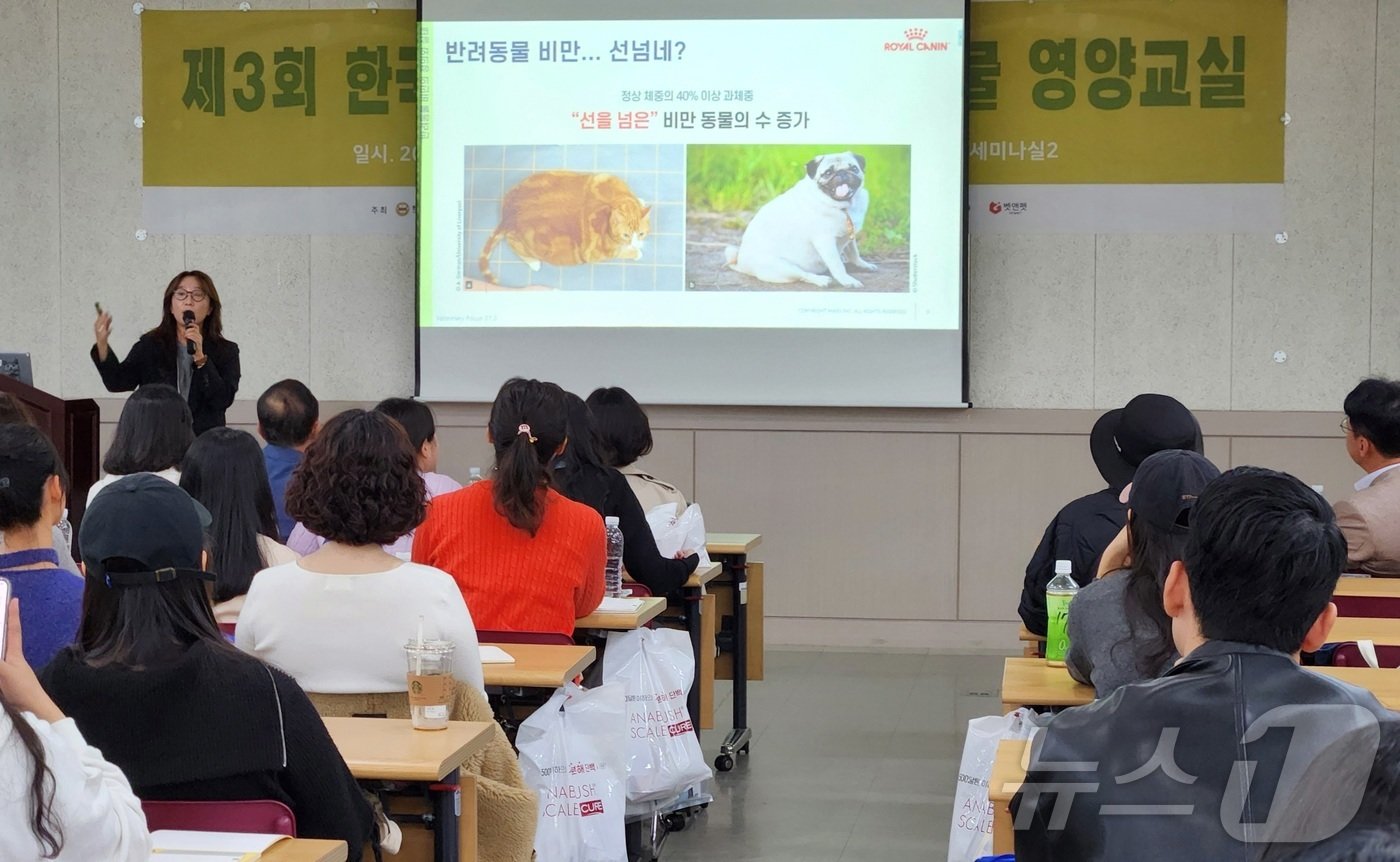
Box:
(1335, 467), (1400, 577)
(621, 467), (687, 517)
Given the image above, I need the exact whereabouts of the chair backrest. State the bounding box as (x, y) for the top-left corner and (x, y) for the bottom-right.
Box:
(1329, 642), (1400, 667)
(308, 685), (475, 721)
(141, 800), (296, 836)
(217, 622), (237, 642)
(1333, 595), (1400, 619)
(477, 629), (576, 646)
(623, 583), (653, 598)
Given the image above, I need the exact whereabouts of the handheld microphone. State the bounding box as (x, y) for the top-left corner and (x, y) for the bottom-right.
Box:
(183, 310), (196, 356)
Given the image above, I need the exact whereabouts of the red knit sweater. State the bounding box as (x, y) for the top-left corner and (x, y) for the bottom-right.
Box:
(412, 481), (606, 637)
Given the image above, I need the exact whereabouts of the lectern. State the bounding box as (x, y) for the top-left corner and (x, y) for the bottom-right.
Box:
(0, 374), (100, 539)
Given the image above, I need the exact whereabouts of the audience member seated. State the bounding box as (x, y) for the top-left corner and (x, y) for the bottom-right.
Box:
(85, 383), (193, 506)
(587, 386), (688, 516)
(0, 425), (82, 669)
(238, 409), (484, 694)
(287, 397), (461, 558)
(0, 599), (151, 861)
(1017, 393), (1201, 635)
(40, 475), (376, 859)
(554, 392), (698, 596)
(415, 378), (605, 637)
(1336, 377), (1400, 576)
(0, 393), (77, 572)
(178, 428), (298, 625)
(1066, 449), (1220, 696)
(1012, 468), (1391, 861)
(256, 379), (319, 542)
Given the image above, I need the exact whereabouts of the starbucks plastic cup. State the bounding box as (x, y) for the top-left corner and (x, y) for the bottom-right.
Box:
(404, 639), (455, 731)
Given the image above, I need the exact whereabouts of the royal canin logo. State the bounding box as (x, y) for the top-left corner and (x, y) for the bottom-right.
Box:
(886, 26), (949, 52)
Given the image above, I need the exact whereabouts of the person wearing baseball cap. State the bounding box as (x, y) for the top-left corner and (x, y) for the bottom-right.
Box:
(1017, 393), (1202, 636)
(38, 474), (376, 860)
(1064, 449), (1221, 696)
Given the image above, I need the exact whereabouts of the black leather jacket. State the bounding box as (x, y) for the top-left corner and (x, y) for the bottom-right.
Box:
(91, 333), (240, 435)
(1011, 641), (1394, 861)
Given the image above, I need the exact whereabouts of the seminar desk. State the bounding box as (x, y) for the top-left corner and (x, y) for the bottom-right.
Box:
(1001, 657), (1400, 714)
(481, 643), (595, 689)
(149, 839), (348, 862)
(704, 534), (763, 773)
(576, 596), (667, 629)
(326, 717), (494, 862)
(1328, 616), (1400, 646)
(680, 562), (722, 738)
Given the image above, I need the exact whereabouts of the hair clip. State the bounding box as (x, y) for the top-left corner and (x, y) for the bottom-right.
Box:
(517, 423), (538, 444)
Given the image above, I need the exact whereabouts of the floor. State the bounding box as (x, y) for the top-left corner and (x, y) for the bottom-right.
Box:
(663, 649), (1009, 861)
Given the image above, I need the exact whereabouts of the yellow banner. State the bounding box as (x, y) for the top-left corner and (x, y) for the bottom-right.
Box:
(967, 0), (1286, 185)
(141, 10), (417, 187)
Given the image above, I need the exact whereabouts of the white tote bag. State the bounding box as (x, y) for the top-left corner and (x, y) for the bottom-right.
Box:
(602, 628), (713, 812)
(518, 682), (629, 862)
(947, 709), (1041, 862)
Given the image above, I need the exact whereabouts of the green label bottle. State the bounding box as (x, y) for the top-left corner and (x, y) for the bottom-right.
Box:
(1045, 559), (1078, 667)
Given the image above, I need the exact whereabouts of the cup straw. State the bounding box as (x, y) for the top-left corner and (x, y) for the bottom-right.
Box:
(415, 616), (424, 676)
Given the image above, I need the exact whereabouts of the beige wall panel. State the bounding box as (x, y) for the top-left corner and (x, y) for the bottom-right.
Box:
(1094, 235), (1233, 411)
(958, 433), (1104, 621)
(1231, 0), (1375, 411)
(633, 430), (696, 503)
(693, 430), (960, 620)
(1229, 436), (1362, 505)
(307, 236), (415, 400)
(433, 425), (494, 485)
(1373, 0), (1400, 377)
(966, 234), (1096, 409)
(185, 236), (311, 403)
(59, 1), (186, 401)
(0, 1), (61, 393)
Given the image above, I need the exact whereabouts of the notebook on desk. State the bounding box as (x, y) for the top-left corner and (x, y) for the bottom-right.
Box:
(594, 596), (645, 613)
(149, 829), (290, 860)
(479, 645), (516, 663)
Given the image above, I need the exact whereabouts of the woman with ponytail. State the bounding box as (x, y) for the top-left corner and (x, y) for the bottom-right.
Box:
(413, 378), (606, 637)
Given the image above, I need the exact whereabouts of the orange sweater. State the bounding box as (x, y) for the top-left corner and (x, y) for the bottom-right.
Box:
(412, 481), (606, 637)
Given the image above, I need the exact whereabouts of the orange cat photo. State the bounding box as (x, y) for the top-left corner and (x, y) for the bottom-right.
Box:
(478, 171), (651, 283)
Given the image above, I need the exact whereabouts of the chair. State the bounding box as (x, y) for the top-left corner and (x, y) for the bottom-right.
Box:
(624, 583), (654, 598)
(1333, 596), (1400, 619)
(1327, 642), (1400, 667)
(141, 800), (296, 836)
(218, 622), (237, 642)
(476, 629), (575, 646)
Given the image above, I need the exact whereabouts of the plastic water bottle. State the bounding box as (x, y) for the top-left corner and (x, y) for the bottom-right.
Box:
(604, 516), (625, 598)
(1045, 559), (1079, 667)
(467, 467), (484, 485)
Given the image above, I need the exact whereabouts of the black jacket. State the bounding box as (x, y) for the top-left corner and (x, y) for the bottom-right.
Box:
(1011, 641), (1394, 861)
(91, 333), (240, 435)
(42, 640), (374, 860)
(553, 458), (699, 595)
(1018, 488), (1126, 635)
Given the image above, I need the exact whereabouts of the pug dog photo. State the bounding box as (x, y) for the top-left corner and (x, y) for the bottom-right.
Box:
(724, 151), (879, 289)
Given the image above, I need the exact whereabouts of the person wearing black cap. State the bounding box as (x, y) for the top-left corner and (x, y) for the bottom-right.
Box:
(1064, 449), (1220, 697)
(38, 475), (376, 860)
(1017, 393), (1203, 636)
(1012, 468), (1390, 861)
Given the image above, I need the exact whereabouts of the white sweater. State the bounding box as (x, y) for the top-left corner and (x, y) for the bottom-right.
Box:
(0, 709), (151, 862)
(236, 560), (486, 694)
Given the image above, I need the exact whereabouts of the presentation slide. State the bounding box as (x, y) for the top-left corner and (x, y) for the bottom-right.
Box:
(417, 0), (968, 408)
(418, 9), (965, 331)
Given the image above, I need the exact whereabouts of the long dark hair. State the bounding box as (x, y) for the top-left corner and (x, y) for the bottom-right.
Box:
(102, 384), (194, 476)
(146, 270), (225, 346)
(180, 428), (279, 603)
(1118, 514), (1190, 677)
(552, 392), (610, 509)
(488, 378), (568, 536)
(75, 557), (231, 669)
(3, 696), (62, 856)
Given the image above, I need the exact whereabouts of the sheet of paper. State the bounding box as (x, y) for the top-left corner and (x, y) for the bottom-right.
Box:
(595, 596), (645, 613)
(479, 644), (516, 663)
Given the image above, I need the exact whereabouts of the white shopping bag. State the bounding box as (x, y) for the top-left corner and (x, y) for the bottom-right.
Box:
(947, 709), (1041, 862)
(602, 628), (713, 813)
(518, 682), (629, 862)
(644, 502), (712, 567)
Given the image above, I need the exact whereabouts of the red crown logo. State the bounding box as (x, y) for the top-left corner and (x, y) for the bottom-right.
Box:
(904, 27), (928, 40)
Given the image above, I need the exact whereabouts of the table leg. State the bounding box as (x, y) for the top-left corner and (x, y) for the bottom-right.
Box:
(684, 582), (702, 742)
(716, 553), (752, 772)
(429, 768), (461, 862)
(458, 773), (478, 862)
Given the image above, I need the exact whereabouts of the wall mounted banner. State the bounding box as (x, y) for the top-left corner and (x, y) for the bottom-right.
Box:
(966, 0), (1286, 233)
(140, 0), (1284, 235)
(140, 9), (417, 235)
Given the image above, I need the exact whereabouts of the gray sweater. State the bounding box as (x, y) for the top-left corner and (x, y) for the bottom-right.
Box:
(1065, 569), (1178, 697)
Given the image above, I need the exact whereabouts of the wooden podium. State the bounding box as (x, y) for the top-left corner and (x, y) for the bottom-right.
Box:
(0, 374), (100, 538)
